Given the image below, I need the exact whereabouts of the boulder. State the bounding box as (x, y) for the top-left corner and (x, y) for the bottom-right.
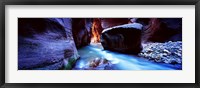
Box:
(101, 23), (143, 54)
(18, 18), (79, 70)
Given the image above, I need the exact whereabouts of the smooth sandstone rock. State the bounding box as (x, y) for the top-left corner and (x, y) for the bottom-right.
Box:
(101, 23), (143, 54)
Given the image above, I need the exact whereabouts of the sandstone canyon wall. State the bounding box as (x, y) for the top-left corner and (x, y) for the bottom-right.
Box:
(18, 18), (182, 70)
(72, 18), (93, 48)
(136, 18), (182, 43)
(18, 18), (91, 70)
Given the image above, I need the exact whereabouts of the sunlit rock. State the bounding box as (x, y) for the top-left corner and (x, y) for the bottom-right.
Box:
(91, 18), (103, 43)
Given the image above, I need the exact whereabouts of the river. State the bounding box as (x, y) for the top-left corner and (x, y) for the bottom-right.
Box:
(73, 43), (181, 70)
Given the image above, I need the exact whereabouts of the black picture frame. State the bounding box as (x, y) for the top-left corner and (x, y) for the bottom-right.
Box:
(0, 0), (199, 88)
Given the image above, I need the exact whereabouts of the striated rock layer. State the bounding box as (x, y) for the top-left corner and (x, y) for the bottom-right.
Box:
(136, 18), (182, 43)
(91, 18), (103, 43)
(101, 23), (143, 54)
(18, 18), (79, 70)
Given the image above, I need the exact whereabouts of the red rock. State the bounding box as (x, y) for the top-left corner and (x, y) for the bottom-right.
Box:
(72, 18), (93, 48)
(91, 18), (103, 43)
(101, 18), (129, 29)
(138, 18), (182, 43)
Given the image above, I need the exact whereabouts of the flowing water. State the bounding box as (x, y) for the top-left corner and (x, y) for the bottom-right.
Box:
(73, 43), (181, 70)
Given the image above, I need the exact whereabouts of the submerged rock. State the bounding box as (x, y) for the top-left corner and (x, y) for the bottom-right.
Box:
(101, 23), (143, 54)
(73, 57), (113, 70)
(139, 41), (182, 64)
(18, 18), (79, 70)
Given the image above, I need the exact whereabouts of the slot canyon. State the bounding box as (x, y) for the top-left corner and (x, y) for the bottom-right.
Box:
(18, 18), (182, 70)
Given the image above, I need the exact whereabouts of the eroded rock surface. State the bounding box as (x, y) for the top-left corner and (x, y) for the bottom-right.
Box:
(18, 18), (79, 70)
(136, 18), (182, 43)
(91, 18), (103, 43)
(72, 18), (93, 48)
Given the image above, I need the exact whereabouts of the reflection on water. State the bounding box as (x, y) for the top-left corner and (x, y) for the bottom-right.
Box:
(73, 43), (181, 70)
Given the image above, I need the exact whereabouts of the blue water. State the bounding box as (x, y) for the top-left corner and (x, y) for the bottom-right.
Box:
(74, 43), (181, 70)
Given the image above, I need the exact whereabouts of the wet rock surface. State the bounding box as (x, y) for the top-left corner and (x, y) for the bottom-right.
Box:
(139, 41), (182, 64)
(18, 18), (79, 70)
(73, 43), (179, 70)
(101, 23), (143, 54)
(73, 57), (113, 70)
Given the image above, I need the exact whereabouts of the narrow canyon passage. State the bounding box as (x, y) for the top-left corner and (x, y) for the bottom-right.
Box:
(73, 43), (180, 70)
(18, 18), (182, 70)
